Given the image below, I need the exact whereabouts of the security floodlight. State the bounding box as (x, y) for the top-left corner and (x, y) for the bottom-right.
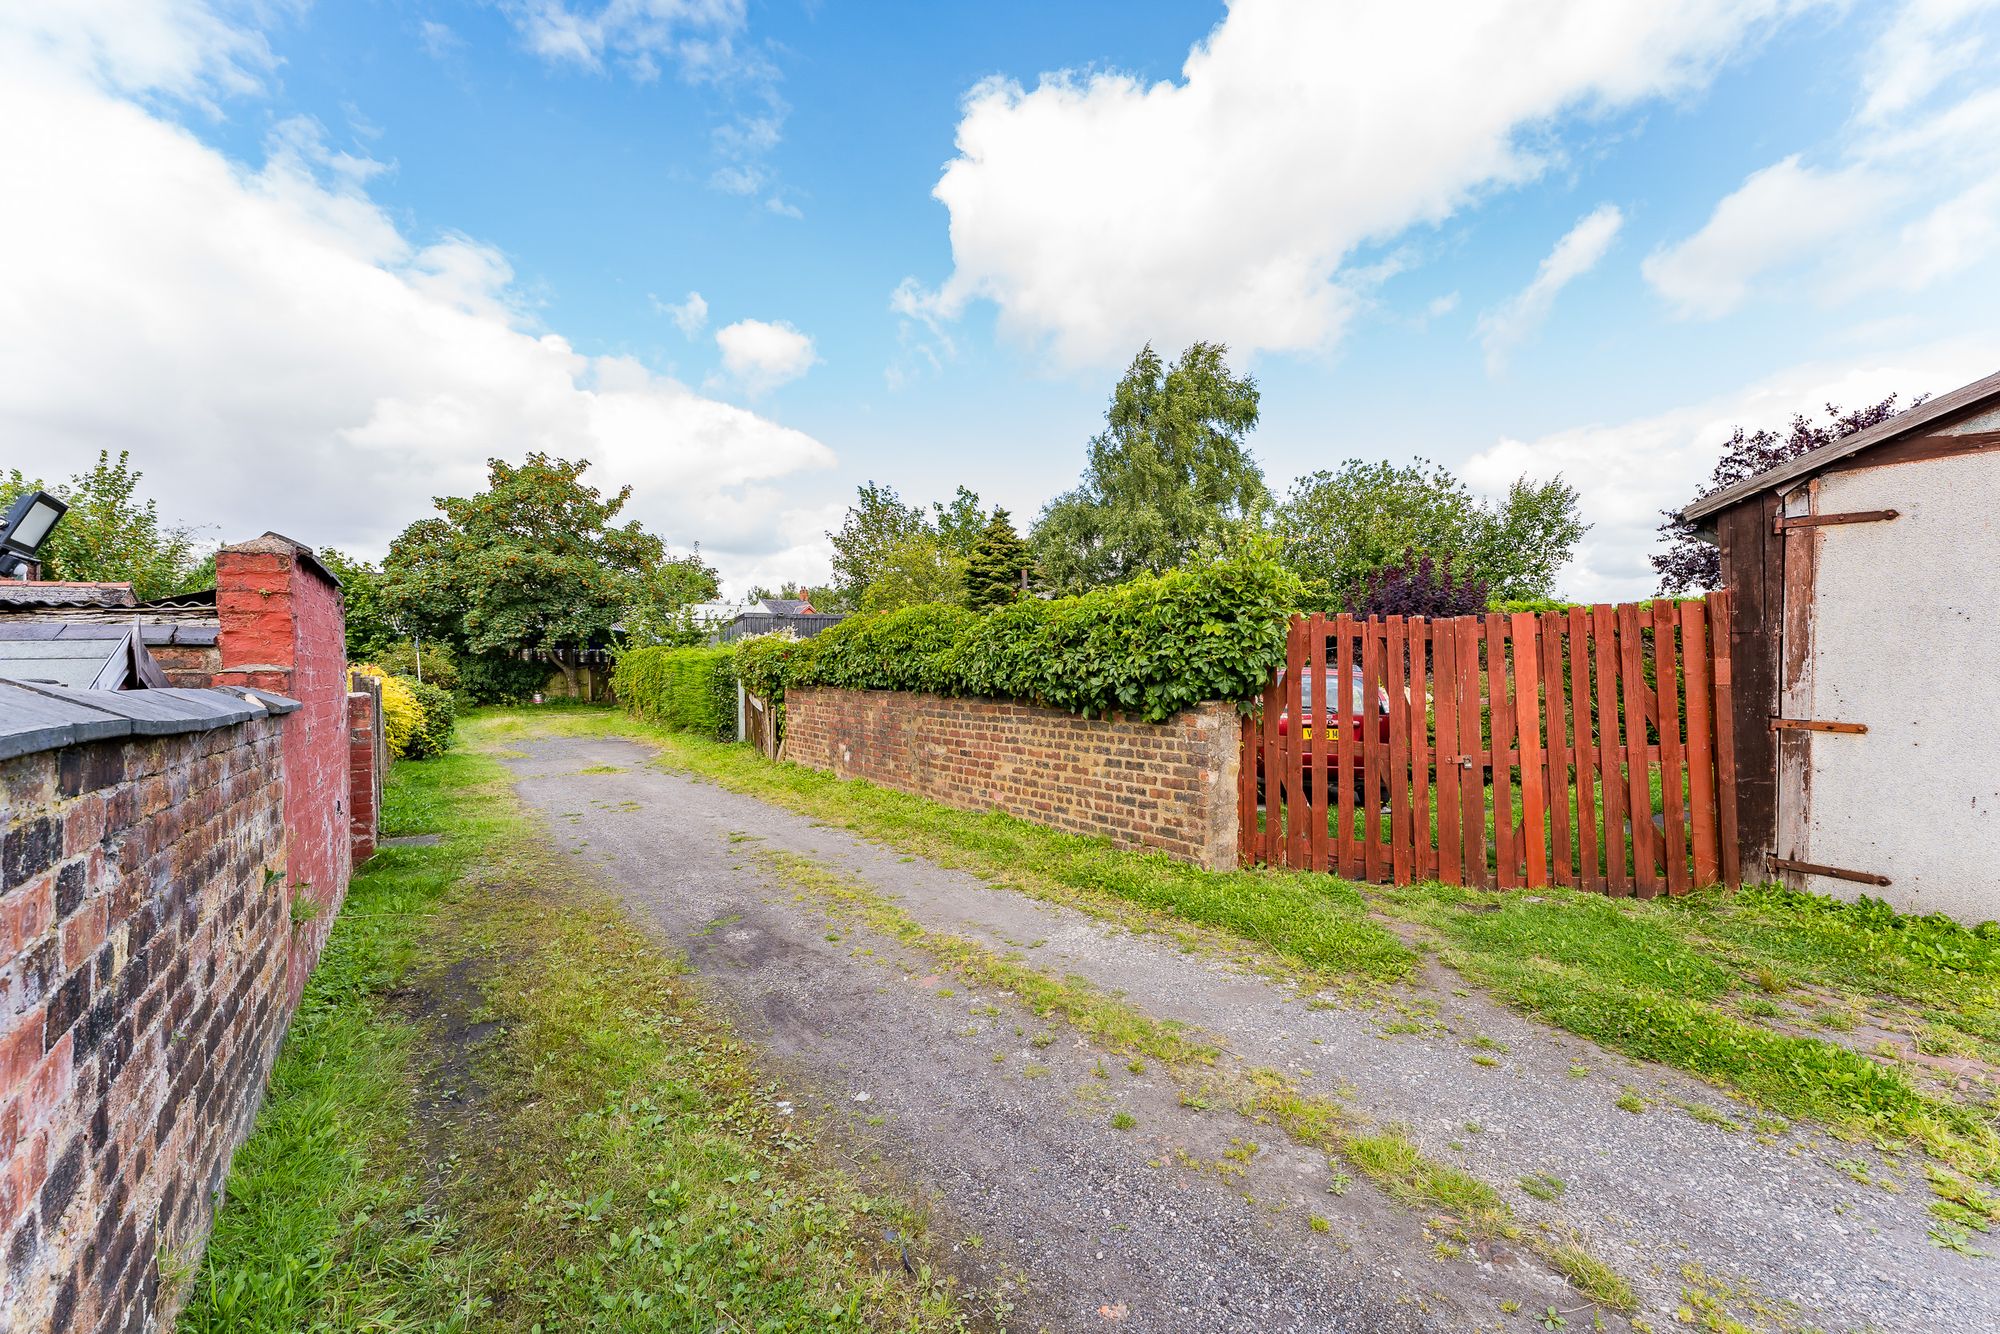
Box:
(0, 490), (66, 577)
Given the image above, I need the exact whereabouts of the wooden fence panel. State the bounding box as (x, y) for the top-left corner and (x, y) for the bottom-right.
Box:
(1568, 607), (1599, 891)
(1240, 598), (1739, 892)
(1654, 599), (1690, 894)
(1457, 618), (1490, 888)
(1617, 602), (1657, 896)
(1410, 623), (1434, 882)
(1362, 624), (1387, 881)
(1387, 618), (1413, 885)
(1433, 622), (1463, 885)
(1706, 590), (1742, 886)
(1511, 613), (1548, 887)
(1681, 600), (1718, 885)
(1334, 616), (1359, 878)
(1593, 604), (1630, 896)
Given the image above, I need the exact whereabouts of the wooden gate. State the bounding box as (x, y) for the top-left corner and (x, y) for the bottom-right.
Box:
(1238, 593), (1738, 894)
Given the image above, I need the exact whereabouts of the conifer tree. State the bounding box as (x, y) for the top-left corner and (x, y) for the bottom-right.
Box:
(964, 507), (1033, 610)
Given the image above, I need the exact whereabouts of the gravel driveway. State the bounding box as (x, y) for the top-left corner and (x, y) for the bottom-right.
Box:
(502, 730), (1993, 1334)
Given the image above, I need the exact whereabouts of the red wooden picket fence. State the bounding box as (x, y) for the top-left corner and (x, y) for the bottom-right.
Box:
(1238, 592), (1739, 895)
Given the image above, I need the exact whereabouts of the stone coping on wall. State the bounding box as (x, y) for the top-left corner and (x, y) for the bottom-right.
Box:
(0, 679), (299, 759)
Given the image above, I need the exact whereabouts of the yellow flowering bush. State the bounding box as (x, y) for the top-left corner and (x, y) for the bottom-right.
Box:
(350, 664), (421, 758)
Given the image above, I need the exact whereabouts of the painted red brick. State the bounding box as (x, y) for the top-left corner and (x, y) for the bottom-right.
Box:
(1, 719), (293, 1333)
(781, 688), (1242, 870)
(214, 535), (354, 1010)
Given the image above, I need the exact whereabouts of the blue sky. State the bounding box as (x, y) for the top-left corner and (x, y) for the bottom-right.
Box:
(4, 1), (1999, 597)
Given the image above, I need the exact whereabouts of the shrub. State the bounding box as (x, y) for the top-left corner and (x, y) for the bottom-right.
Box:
(455, 651), (549, 706)
(788, 551), (1302, 721)
(350, 665), (421, 757)
(807, 604), (977, 695)
(402, 678), (458, 759)
(613, 644), (738, 739)
(732, 632), (818, 705)
(1355, 550), (1488, 620)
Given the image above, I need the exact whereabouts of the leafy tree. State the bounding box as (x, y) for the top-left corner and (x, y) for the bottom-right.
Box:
(964, 508), (1033, 610)
(318, 548), (400, 662)
(932, 485), (987, 558)
(1032, 342), (1268, 592)
(623, 547), (722, 647)
(1653, 394), (1910, 594)
(1275, 460), (1585, 609)
(1354, 550), (1489, 619)
(858, 532), (965, 613)
(827, 482), (930, 608)
(826, 481), (984, 608)
(381, 454), (665, 697)
(1, 452), (207, 599)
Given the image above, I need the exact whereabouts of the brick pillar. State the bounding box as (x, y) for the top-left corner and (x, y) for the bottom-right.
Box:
(347, 683), (382, 863)
(212, 533), (352, 1003)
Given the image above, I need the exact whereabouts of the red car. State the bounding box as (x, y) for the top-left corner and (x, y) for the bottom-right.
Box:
(1257, 663), (1393, 806)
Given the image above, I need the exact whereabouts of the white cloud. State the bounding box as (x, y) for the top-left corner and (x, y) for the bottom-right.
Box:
(708, 163), (764, 195)
(1, 0), (275, 103)
(505, 0), (746, 79)
(0, 4), (834, 590)
(715, 319), (818, 391)
(1461, 338), (2000, 600)
(1476, 204), (1623, 372)
(1859, 0), (2000, 123)
(899, 0), (1802, 367)
(1646, 2), (2000, 318)
(1643, 157), (1888, 318)
(419, 20), (463, 61)
(654, 290), (708, 337)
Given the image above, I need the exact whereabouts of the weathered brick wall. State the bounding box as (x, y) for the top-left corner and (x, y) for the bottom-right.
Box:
(781, 688), (1241, 869)
(213, 535), (352, 1008)
(346, 683), (383, 865)
(0, 689), (298, 1334)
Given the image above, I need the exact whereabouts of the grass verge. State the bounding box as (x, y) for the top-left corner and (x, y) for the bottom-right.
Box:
(185, 727), (963, 1332)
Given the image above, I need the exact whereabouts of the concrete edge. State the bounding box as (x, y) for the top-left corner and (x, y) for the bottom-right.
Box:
(0, 680), (296, 759)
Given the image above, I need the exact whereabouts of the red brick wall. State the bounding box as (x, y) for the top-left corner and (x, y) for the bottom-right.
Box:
(781, 688), (1242, 869)
(347, 686), (383, 865)
(213, 537), (352, 1007)
(0, 717), (292, 1334)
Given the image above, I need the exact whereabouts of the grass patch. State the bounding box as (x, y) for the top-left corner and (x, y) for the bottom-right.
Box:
(1544, 1242), (1637, 1312)
(187, 722), (962, 1332)
(1377, 883), (2000, 1180)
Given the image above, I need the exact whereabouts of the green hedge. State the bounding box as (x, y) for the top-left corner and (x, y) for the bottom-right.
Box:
(402, 678), (458, 759)
(614, 644), (739, 739)
(781, 555), (1300, 722)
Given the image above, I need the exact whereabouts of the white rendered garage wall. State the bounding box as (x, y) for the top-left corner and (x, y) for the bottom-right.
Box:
(1796, 441), (2000, 923)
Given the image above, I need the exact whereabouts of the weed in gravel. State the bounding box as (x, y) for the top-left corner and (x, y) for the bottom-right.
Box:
(1615, 1091), (1646, 1114)
(1518, 1173), (1566, 1201)
(752, 847), (1220, 1069)
(1111, 1112), (1137, 1131)
(1343, 1128), (1512, 1235)
(1543, 1243), (1636, 1311)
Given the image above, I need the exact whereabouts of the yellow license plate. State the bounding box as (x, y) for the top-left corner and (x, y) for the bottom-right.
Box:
(1301, 727), (1335, 740)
